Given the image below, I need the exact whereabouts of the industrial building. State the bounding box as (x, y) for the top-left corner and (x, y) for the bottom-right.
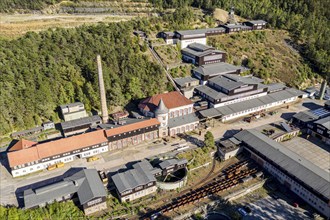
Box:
(23, 169), (107, 215)
(181, 43), (226, 66)
(192, 62), (244, 85)
(174, 76), (200, 99)
(234, 129), (330, 218)
(60, 102), (88, 122)
(217, 137), (242, 160)
(112, 158), (188, 202)
(60, 115), (102, 137)
(242, 20), (267, 30)
(139, 91), (199, 137)
(307, 116), (330, 145)
(111, 160), (161, 202)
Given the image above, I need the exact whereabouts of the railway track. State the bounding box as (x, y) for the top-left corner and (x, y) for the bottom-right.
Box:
(142, 160), (258, 219)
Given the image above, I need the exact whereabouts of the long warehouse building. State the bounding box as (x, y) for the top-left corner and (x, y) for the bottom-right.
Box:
(234, 129), (330, 218)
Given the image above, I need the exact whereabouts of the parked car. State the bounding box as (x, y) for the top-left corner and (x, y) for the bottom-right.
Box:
(238, 207), (248, 216)
(293, 202), (299, 208)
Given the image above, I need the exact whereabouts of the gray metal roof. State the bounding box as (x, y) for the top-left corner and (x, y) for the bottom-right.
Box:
(174, 76), (199, 88)
(60, 115), (101, 130)
(223, 74), (263, 84)
(200, 88), (305, 118)
(193, 62), (242, 77)
(209, 76), (244, 91)
(195, 85), (227, 100)
(24, 169), (106, 208)
(293, 111), (319, 123)
(175, 27), (226, 37)
(266, 83), (287, 92)
(168, 113), (199, 128)
(159, 158), (188, 170)
(314, 116), (330, 130)
(234, 129), (330, 199)
(155, 99), (169, 115)
(112, 160), (160, 193)
(182, 47), (224, 58)
(188, 43), (213, 51)
(11, 126), (43, 137)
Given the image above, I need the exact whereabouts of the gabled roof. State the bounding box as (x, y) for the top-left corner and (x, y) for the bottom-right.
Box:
(168, 113), (199, 128)
(245, 20), (267, 25)
(59, 102), (84, 109)
(159, 158), (187, 170)
(24, 169), (106, 208)
(105, 118), (160, 137)
(7, 130), (108, 168)
(112, 160), (159, 193)
(8, 139), (37, 152)
(139, 91), (193, 112)
(37, 130), (108, 159)
(60, 115), (101, 130)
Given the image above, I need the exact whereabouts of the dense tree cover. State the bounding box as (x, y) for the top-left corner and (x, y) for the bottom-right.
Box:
(0, 21), (167, 135)
(151, 0), (330, 77)
(0, 0), (61, 12)
(0, 201), (92, 220)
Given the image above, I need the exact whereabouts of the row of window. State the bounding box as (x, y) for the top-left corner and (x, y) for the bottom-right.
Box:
(169, 107), (192, 118)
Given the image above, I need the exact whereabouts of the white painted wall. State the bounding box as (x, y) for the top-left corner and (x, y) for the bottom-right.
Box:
(221, 97), (298, 122)
(212, 92), (268, 108)
(11, 145), (109, 177)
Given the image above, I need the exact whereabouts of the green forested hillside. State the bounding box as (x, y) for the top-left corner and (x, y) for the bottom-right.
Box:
(151, 0), (330, 77)
(0, 20), (166, 136)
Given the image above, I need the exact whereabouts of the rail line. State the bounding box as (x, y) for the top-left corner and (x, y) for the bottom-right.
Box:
(142, 160), (259, 219)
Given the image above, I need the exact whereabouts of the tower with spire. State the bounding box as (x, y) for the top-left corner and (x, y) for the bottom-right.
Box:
(154, 99), (169, 137)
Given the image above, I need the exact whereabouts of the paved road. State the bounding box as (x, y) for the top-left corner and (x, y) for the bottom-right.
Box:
(243, 196), (311, 220)
(0, 99), (325, 207)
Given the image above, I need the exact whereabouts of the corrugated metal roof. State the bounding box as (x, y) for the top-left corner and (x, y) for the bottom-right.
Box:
(159, 158), (188, 170)
(195, 85), (227, 100)
(200, 89), (305, 118)
(112, 160), (158, 193)
(234, 129), (330, 199)
(175, 27), (225, 36)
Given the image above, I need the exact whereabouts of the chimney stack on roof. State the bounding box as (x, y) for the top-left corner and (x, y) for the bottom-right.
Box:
(97, 55), (109, 124)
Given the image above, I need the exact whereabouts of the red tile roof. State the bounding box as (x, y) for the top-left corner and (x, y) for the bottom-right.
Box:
(7, 119), (161, 168)
(139, 91), (193, 112)
(7, 130), (108, 168)
(105, 118), (160, 137)
(8, 139), (37, 152)
(7, 147), (40, 168)
(37, 130), (108, 159)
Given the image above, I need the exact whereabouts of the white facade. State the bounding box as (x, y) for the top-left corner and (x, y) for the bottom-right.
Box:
(165, 38), (177, 45)
(221, 96), (298, 122)
(212, 92), (268, 108)
(249, 151), (330, 218)
(11, 145), (109, 177)
(179, 37), (207, 49)
(168, 104), (194, 119)
(169, 122), (198, 136)
(120, 185), (157, 202)
(218, 147), (243, 160)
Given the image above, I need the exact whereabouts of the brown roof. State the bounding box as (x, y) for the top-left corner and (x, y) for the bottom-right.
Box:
(8, 139), (37, 152)
(105, 118), (160, 137)
(37, 130), (108, 159)
(138, 91), (193, 112)
(7, 147), (40, 168)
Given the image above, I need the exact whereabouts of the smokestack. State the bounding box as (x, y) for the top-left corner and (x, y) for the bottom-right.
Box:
(319, 80), (327, 100)
(97, 55), (109, 123)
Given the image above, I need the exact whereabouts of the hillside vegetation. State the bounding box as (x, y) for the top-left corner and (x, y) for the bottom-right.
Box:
(208, 30), (320, 88)
(150, 0), (330, 78)
(0, 20), (167, 136)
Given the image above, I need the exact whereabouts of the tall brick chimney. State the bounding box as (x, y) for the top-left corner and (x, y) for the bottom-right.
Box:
(97, 55), (109, 123)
